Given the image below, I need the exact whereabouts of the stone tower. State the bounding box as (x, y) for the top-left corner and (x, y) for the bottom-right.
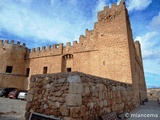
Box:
(0, 40), (27, 89)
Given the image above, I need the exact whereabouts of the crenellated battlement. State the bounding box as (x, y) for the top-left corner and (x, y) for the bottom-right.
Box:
(73, 41), (78, 45)
(85, 29), (94, 38)
(28, 1), (126, 56)
(0, 40), (26, 47)
(66, 42), (71, 47)
(30, 43), (63, 53)
(98, 0), (125, 22)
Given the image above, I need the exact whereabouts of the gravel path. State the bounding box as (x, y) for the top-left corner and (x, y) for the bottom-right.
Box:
(127, 100), (160, 120)
(0, 97), (26, 120)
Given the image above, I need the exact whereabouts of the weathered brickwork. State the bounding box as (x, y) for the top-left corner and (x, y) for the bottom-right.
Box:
(0, 73), (26, 89)
(0, 0), (147, 105)
(0, 40), (27, 89)
(25, 72), (136, 120)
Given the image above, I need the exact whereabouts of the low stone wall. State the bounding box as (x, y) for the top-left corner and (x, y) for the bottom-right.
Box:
(0, 73), (26, 89)
(147, 88), (160, 100)
(25, 72), (136, 120)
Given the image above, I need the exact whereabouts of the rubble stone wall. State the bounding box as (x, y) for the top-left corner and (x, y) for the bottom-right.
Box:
(25, 72), (136, 120)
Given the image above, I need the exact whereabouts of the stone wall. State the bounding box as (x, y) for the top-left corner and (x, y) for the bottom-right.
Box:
(25, 72), (136, 120)
(0, 73), (26, 89)
(147, 88), (160, 100)
(0, 40), (27, 74)
(0, 40), (27, 89)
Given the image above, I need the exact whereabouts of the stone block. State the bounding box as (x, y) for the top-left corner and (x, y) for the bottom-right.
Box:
(106, 107), (111, 113)
(99, 92), (103, 100)
(30, 77), (36, 82)
(84, 87), (90, 95)
(112, 86), (116, 91)
(70, 107), (82, 118)
(48, 96), (58, 102)
(69, 83), (83, 94)
(97, 84), (104, 91)
(63, 117), (78, 120)
(30, 83), (34, 88)
(64, 117), (71, 120)
(61, 86), (69, 91)
(66, 94), (82, 106)
(99, 100), (104, 108)
(53, 102), (60, 109)
(60, 104), (69, 116)
(87, 102), (94, 109)
(103, 100), (108, 107)
(111, 105), (117, 111)
(25, 103), (32, 112)
(58, 78), (66, 83)
(81, 105), (88, 117)
(54, 91), (63, 97)
(28, 89), (34, 94)
(27, 94), (33, 103)
(67, 75), (81, 83)
(25, 112), (30, 120)
(90, 86), (96, 92)
(43, 104), (48, 109)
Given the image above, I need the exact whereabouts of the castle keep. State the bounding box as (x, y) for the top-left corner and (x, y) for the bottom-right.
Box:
(0, 0), (147, 107)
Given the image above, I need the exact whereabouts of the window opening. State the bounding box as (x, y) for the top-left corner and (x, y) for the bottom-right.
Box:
(67, 68), (71, 72)
(43, 67), (48, 74)
(26, 68), (30, 77)
(6, 66), (13, 73)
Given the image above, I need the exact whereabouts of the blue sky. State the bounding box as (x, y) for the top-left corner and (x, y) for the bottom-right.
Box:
(0, 0), (159, 88)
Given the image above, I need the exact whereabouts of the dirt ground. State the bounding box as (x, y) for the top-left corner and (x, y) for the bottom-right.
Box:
(0, 97), (160, 120)
(0, 97), (26, 120)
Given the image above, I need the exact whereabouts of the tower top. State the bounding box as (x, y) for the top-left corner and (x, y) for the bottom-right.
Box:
(97, 0), (126, 22)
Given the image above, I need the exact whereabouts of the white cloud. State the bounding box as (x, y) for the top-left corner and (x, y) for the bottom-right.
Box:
(134, 11), (160, 87)
(135, 31), (160, 75)
(150, 12), (160, 30)
(0, 0), (114, 47)
(117, 0), (121, 5)
(95, 0), (107, 12)
(147, 83), (160, 88)
(50, 0), (59, 6)
(135, 32), (158, 52)
(0, 0), (92, 45)
(126, 0), (152, 11)
(91, 0), (108, 22)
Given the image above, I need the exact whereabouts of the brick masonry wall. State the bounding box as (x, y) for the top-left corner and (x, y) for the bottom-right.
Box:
(0, 40), (27, 74)
(25, 72), (136, 120)
(0, 73), (26, 89)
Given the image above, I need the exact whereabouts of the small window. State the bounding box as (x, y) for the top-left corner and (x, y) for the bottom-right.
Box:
(43, 67), (48, 74)
(26, 68), (30, 77)
(103, 61), (105, 65)
(67, 68), (71, 72)
(6, 66), (13, 73)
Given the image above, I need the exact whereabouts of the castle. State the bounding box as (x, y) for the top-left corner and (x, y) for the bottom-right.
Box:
(0, 0), (147, 104)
